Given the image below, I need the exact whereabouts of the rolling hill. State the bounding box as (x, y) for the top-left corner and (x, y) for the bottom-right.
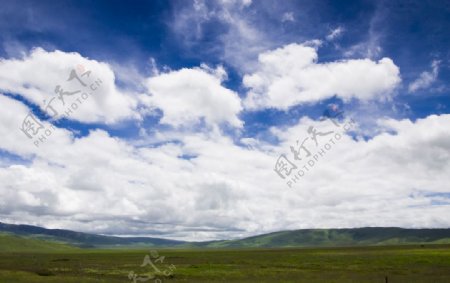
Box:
(203, 227), (450, 248)
(0, 233), (78, 252)
(1, 222), (450, 250)
(0, 222), (185, 248)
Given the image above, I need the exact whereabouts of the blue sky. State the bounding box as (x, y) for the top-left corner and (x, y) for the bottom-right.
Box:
(0, 0), (449, 240)
(1, 0), (448, 134)
(2, 3), (448, 100)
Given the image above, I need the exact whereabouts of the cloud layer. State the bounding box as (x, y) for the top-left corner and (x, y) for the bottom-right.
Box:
(1, 89), (449, 240)
(0, 37), (447, 241)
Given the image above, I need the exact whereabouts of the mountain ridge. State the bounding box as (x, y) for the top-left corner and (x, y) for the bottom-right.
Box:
(0, 222), (184, 248)
(1, 222), (450, 249)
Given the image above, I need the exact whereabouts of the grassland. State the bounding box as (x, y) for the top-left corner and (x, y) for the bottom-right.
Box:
(0, 243), (449, 282)
(0, 233), (78, 253)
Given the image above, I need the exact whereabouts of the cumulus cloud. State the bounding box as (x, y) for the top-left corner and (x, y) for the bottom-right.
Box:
(1, 91), (449, 240)
(0, 0), (448, 244)
(0, 46), (444, 242)
(0, 48), (245, 130)
(0, 48), (139, 124)
(243, 43), (401, 110)
(145, 65), (243, 128)
(408, 60), (440, 93)
(0, 94), (73, 156)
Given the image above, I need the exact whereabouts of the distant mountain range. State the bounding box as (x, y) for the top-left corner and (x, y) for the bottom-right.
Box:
(1, 222), (450, 251)
(0, 222), (183, 248)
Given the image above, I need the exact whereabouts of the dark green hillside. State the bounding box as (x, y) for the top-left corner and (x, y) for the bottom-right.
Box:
(202, 227), (450, 248)
(0, 222), (185, 248)
(0, 233), (77, 252)
(2, 222), (450, 249)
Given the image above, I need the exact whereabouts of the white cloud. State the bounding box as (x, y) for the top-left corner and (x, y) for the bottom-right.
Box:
(241, 0), (252, 7)
(408, 60), (440, 93)
(170, 0), (270, 72)
(0, 94), (73, 157)
(145, 65), (243, 128)
(343, 2), (385, 59)
(1, 93), (449, 240)
(243, 43), (401, 110)
(326, 27), (344, 41)
(0, 48), (139, 124)
(281, 12), (295, 23)
(220, 0), (252, 7)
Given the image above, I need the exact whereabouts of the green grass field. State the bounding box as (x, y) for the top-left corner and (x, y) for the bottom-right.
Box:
(0, 243), (449, 283)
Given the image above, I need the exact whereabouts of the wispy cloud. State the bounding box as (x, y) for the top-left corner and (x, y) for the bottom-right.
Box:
(408, 60), (440, 93)
(326, 27), (344, 41)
